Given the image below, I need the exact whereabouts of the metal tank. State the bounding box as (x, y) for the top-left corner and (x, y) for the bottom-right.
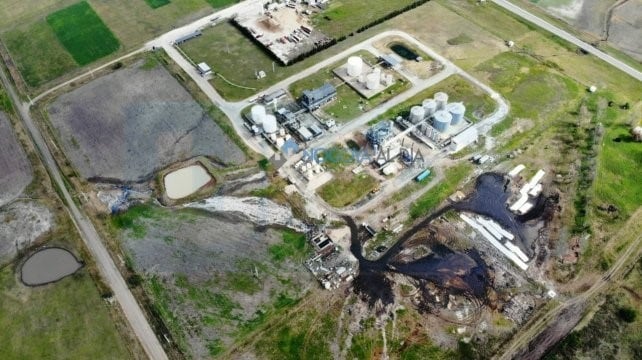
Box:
(432, 110), (452, 132)
(262, 114), (278, 134)
(347, 56), (363, 77)
(251, 105), (266, 125)
(447, 102), (466, 125)
(409, 106), (425, 124)
(434, 92), (449, 110)
(422, 99), (437, 117)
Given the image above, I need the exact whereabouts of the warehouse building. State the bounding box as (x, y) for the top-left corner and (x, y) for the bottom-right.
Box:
(299, 83), (337, 110)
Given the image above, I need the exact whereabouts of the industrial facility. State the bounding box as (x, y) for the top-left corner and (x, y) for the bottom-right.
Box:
(333, 55), (397, 98)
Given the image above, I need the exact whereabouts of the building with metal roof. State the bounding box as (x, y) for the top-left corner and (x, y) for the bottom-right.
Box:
(299, 83), (337, 110)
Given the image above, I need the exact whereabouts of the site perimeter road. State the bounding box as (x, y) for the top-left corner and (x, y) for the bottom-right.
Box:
(0, 59), (168, 360)
(492, 0), (642, 82)
(495, 209), (642, 360)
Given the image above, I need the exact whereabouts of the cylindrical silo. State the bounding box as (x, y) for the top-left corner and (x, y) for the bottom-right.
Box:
(422, 99), (437, 116)
(263, 114), (278, 134)
(366, 73), (380, 90)
(251, 105), (266, 124)
(347, 56), (363, 77)
(447, 102), (466, 125)
(434, 92), (448, 110)
(432, 110), (452, 132)
(409, 106), (425, 123)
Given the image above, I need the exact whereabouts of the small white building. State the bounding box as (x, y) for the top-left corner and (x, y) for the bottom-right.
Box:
(450, 127), (479, 152)
(197, 62), (212, 76)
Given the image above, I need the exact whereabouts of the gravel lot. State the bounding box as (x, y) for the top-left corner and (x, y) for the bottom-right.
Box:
(0, 113), (32, 207)
(47, 61), (245, 183)
(0, 201), (53, 266)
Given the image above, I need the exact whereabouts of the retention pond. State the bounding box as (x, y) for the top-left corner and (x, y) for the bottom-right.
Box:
(164, 165), (212, 199)
(21, 248), (83, 286)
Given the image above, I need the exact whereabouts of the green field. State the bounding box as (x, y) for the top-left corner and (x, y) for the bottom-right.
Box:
(145, 0), (171, 9)
(204, 0), (238, 7)
(370, 74), (497, 125)
(3, 20), (77, 87)
(288, 51), (410, 122)
(46, 2), (120, 65)
(318, 172), (378, 208)
(409, 162), (472, 220)
(0, 267), (131, 359)
(311, 0), (420, 39)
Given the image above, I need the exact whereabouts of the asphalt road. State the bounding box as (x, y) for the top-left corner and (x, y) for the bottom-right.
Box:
(492, 0), (642, 82)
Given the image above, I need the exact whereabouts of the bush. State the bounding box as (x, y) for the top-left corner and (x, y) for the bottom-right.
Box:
(616, 306), (637, 323)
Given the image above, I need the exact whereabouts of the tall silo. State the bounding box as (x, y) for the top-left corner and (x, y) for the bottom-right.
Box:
(263, 114), (278, 134)
(251, 105), (266, 125)
(447, 102), (466, 125)
(409, 106), (425, 123)
(422, 99), (437, 117)
(432, 110), (452, 132)
(434, 92), (449, 110)
(347, 56), (363, 77)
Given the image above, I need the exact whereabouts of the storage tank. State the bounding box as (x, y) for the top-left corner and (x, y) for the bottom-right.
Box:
(251, 105), (266, 124)
(263, 114), (278, 134)
(422, 99), (437, 116)
(447, 102), (466, 125)
(432, 110), (452, 132)
(347, 56), (363, 77)
(409, 106), (425, 123)
(434, 92), (449, 110)
(366, 73), (380, 90)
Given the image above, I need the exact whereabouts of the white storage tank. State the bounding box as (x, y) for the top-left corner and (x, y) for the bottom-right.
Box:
(422, 99), (437, 116)
(432, 110), (452, 132)
(366, 73), (380, 90)
(347, 56), (363, 77)
(251, 105), (266, 125)
(263, 114), (278, 134)
(434, 92), (449, 110)
(409, 106), (425, 123)
(447, 102), (466, 125)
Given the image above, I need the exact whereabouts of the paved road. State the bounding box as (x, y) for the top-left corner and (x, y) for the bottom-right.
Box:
(492, 0), (642, 82)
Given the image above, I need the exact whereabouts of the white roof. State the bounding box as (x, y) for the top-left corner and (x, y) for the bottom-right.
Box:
(450, 127), (478, 151)
(197, 62), (211, 72)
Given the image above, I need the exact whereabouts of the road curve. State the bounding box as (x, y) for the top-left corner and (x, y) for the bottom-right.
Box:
(492, 0), (642, 82)
(0, 54), (169, 360)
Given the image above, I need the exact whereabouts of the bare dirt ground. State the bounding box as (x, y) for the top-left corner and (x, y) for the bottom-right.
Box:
(121, 208), (313, 358)
(0, 201), (53, 266)
(0, 112), (32, 206)
(47, 60), (245, 183)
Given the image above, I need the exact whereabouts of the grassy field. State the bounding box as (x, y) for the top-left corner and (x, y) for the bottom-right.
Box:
(0, 267), (131, 359)
(318, 171), (378, 208)
(46, 2), (120, 65)
(145, 0), (171, 9)
(311, 0), (420, 39)
(288, 51), (411, 122)
(409, 162), (472, 220)
(370, 74), (497, 124)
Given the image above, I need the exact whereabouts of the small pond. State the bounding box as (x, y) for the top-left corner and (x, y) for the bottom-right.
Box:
(21, 248), (83, 286)
(390, 42), (420, 60)
(164, 164), (212, 200)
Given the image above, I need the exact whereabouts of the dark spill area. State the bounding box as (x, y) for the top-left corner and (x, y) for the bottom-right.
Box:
(348, 172), (555, 309)
(390, 43), (420, 60)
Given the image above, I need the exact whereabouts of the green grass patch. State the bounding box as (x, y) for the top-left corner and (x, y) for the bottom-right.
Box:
(318, 172), (378, 208)
(320, 145), (355, 171)
(110, 204), (162, 238)
(225, 271), (261, 295)
(205, 0), (238, 7)
(268, 230), (309, 262)
(3, 20), (77, 87)
(409, 163), (472, 220)
(0, 268), (131, 359)
(46, 1), (120, 65)
(144, 0), (171, 9)
(311, 0), (419, 39)
(447, 33), (473, 45)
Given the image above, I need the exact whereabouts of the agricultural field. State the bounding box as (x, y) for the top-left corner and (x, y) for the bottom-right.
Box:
(288, 51), (411, 123)
(318, 172), (378, 208)
(0, 0), (230, 89)
(0, 113), (32, 207)
(46, 2), (120, 65)
(46, 57), (245, 182)
(311, 0), (420, 39)
(110, 204), (313, 358)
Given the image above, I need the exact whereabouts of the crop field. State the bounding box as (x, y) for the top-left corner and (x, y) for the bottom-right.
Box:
(112, 204), (312, 358)
(46, 57), (245, 182)
(0, 113), (32, 207)
(311, 0), (420, 39)
(46, 2), (120, 65)
(318, 172), (378, 208)
(0, 264), (131, 359)
(288, 51), (410, 123)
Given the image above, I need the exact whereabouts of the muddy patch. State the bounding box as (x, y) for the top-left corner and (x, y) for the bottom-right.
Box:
(0, 201), (54, 266)
(20, 247), (82, 286)
(0, 112), (32, 207)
